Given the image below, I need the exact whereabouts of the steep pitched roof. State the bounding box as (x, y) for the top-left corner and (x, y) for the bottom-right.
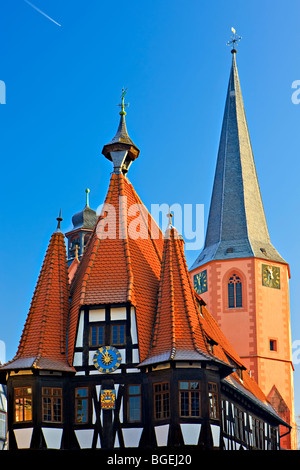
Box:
(191, 51), (286, 270)
(1, 223), (74, 372)
(141, 224), (232, 370)
(67, 172), (164, 364)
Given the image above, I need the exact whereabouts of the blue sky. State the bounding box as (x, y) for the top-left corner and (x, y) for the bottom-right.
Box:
(1, 0), (300, 422)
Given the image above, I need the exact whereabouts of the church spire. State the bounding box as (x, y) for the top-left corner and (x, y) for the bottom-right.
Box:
(191, 34), (286, 270)
(102, 88), (140, 175)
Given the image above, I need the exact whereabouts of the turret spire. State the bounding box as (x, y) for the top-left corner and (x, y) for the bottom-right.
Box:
(102, 89), (140, 175)
(56, 209), (63, 232)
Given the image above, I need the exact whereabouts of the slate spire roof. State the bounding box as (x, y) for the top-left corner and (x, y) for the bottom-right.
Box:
(102, 90), (140, 175)
(1, 215), (75, 372)
(191, 49), (286, 270)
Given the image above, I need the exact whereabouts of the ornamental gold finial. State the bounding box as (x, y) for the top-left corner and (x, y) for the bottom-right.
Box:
(118, 88), (129, 115)
(226, 27), (242, 53)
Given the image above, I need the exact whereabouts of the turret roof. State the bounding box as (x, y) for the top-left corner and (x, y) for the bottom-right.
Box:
(1, 217), (74, 373)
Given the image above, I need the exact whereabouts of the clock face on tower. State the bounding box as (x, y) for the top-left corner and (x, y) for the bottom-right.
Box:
(93, 346), (122, 373)
(262, 264), (280, 289)
(194, 270), (208, 294)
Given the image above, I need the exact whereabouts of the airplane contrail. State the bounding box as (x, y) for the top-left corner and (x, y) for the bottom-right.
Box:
(24, 0), (61, 27)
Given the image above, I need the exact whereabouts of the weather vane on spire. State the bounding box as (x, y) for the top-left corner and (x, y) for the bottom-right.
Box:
(118, 88), (129, 115)
(227, 27), (242, 53)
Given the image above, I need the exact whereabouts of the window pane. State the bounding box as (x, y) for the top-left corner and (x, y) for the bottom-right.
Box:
(228, 283), (235, 308)
(163, 393), (169, 418)
(155, 394), (162, 418)
(75, 388), (88, 423)
(112, 324), (126, 344)
(54, 398), (62, 422)
(76, 388), (88, 398)
(43, 398), (52, 421)
(112, 325), (118, 343)
(42, 388), (62, 423)
(91, 326), (97, 345)
(129, 385), (140, 395)
(98, 326), (104, 345)
(0, 412), (6, 440)
(77, 399), (88, 423)
(14, 387), (32, 422)
(190, 382), (199, 390)
(154, 383), (169, 419)
(129, 396), (141, 422)
(180, 391), (189, 416)
(179, 382), (189, 390)
(236, 282), (242, 307)
(191, 392), (200, 416)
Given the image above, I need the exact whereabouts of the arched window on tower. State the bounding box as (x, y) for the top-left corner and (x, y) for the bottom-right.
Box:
(228, 274), (242, 308)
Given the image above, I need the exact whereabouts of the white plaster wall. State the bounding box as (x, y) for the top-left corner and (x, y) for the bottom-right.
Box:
(14, 428), (33, 449)
(42, 427), (63, 449)
(89, 309), (105, 322)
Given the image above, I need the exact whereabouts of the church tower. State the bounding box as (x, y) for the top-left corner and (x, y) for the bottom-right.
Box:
(189, 34), (296, 449)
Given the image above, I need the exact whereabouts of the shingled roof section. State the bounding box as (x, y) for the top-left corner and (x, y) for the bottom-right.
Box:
(1, 223), (75, 373)
(141, 225), (231, 368)
(67, 172), (164, 365)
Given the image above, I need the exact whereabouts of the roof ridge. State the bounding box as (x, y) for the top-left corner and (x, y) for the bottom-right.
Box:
(173, 229), (209, 355)
(17, 232), (56, 358)
(35, 237), (55, 363)
(118, 174), (135, 303)
(126, 178), (163, 263)
(150, 228), (176, 359)
(78, 173), (117, 305)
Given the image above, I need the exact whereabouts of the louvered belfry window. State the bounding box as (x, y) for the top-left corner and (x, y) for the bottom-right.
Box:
(228, 274), (242, 308)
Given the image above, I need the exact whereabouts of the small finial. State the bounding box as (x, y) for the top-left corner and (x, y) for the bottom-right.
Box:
(167, 207), (173, 227)
(226, 27), (242, 53)
(56, 209), (63, 231)
(74, 244), (79, 261)
(118, 88), (129, 115)
(85, 188), (90, 207)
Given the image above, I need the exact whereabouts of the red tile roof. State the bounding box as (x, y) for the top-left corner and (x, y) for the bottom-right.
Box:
(2, 229), (74, 372)
(67, 172), (164, 364)
(144, 226), (212, 362)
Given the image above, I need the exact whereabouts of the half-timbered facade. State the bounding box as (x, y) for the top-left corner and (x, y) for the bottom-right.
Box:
(0, 380), (6, 450)
(0, 68), (291, 450)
